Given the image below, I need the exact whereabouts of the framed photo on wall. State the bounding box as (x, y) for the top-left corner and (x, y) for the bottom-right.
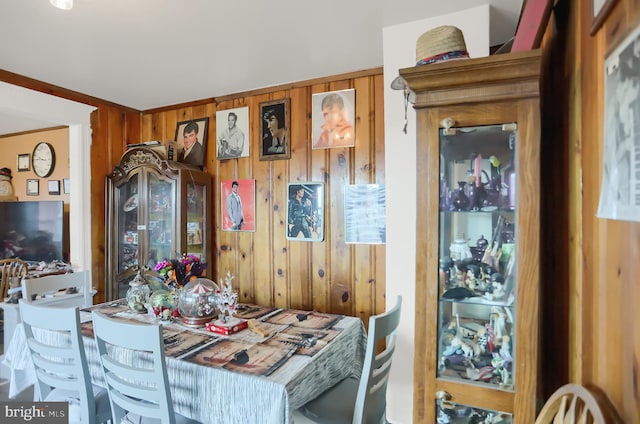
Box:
(174, 118), (209, 167)
(597, 25), (640, 222)
(26, 179), (39, 196)
(63, 178), (70, 194)
(48, 180), (61, 195)
(259, 98), (291, 161)
(17, 153), (30, 172)
(216, 107), (249, 160)
(286, 182), (324, 242)
(221, 179), (255, 232)
(344, 184), (386, 244)
(312, 88), (355, 149)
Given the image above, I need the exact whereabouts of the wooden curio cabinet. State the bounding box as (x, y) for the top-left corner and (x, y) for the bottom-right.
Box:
(105, 148), (212, 300)
(401, 50), (542, 423)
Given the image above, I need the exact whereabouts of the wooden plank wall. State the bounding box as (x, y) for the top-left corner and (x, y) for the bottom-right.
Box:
(140, 70), (387, 322)
(542, 0), (639, 421)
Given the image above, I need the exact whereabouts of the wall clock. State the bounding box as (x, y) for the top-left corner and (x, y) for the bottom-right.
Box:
(32, 142), (56, 178)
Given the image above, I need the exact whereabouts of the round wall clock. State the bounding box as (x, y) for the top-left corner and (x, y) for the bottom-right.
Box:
(32, 142), (56, 178)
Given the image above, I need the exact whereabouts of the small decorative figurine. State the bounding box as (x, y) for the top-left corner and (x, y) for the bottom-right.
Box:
(126, 270), (151, 313)
(215, 271), (238, 324)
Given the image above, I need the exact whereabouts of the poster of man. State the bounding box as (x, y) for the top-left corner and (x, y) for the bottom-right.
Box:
(216, 107), (249, 160)
(312, 88), (356, 149)
(174, 118), (209, 167)
(598, 25), (640, 222)
(286, 182), (324, 242)
(221, 179), (255, 232)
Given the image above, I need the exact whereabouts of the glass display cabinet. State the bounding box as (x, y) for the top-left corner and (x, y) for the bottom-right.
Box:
(400, 50), (542, 423)
(106, 147), (212, 300)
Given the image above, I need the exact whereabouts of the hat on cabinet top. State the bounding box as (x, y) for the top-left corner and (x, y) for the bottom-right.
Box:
(390, 25), (469, 93)
(414, 25), (469, 65)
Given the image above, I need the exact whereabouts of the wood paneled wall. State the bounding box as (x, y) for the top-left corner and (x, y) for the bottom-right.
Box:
(542, 0), (639, 421)
(140, 70), (387, 322)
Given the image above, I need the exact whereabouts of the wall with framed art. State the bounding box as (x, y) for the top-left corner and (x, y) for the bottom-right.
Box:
(140, 68), (386, 323)
(0, 127), (70, 202)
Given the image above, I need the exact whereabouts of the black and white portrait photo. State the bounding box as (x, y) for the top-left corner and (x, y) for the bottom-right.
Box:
(216, 107), (249, 160)
(598, 25), (640, 222)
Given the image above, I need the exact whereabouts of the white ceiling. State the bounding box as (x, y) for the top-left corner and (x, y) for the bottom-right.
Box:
(0, 0), (523, 136)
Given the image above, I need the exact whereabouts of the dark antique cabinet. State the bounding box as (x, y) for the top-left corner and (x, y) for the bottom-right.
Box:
(401, 50), (542, 423)
(105, 148), (212, 300)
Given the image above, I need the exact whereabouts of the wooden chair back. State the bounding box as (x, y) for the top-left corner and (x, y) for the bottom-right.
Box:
(535, 384), (608, 424)
(0, 258), (28, 300)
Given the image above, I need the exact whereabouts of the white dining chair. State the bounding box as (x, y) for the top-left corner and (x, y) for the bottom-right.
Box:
(21, 270), (94, 307)
(294, 295), (402, 424)
(91, 311), (200, 424)
(19, 301), (112, 424)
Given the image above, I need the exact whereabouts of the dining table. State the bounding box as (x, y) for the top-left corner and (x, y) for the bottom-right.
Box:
(3, 299), (367, 423)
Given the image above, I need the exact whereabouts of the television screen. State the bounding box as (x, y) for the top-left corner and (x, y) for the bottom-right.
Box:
(0, 201), (64, 263)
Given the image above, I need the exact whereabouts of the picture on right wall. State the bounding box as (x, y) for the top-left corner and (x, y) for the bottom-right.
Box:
(344, 184), (386, 244)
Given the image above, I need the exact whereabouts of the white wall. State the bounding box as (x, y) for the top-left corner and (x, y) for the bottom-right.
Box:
(383, 6), (490, 423)
(0, 82), (95, 274)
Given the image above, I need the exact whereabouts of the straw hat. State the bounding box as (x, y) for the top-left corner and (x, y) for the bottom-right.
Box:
(391, 25), (469, 93)
(415, 25), (469, 65)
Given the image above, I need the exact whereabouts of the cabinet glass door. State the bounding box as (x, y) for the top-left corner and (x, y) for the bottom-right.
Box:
(185, 182), (206, 259)
(117, 173), (139, 273)
(146, 172), (176, 267)
(437, 123), (516, 421)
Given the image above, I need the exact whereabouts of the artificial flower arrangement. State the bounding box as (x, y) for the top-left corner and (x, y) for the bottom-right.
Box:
(154, 253), (207, 290)
(151, 254), (207, 320)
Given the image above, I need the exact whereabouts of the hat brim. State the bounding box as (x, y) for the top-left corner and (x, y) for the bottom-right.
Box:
(390, 75), (407, 90)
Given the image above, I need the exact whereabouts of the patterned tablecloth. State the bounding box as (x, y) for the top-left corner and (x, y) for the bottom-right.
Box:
(4, 300), (366, 424)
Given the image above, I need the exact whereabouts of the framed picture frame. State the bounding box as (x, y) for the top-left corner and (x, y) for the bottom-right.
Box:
(63, 178), (70, 194)
(17, 153), (30, 172)
(26, 179), (39, 196)
(221, 179), (256, 232)
(344, 184), (386, 244)
(511, 0), (554, 52)
(591, 0), (618, 35)
(286, 182), (324, 242)
(596, 25), (640, 222)
(259, 98), (291, 161)
(216, 106), (249, 160)
(173, 118), (209, 167)
(312, 89), (355, 149)
(48, 179), (61, 195)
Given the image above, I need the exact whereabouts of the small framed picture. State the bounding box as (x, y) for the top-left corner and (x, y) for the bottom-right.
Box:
(63, 178), (70, 194)
(286, 182), (324, 242)
(17, 153), (30, 172)
(345, 184), (386, 244)
(48, 180), (61, 195)
(221, 179), (255, 232)
(216, 106), (249, 160)
(312, 89), (355, 149)
(259, 98), (291, 161)
(26, 179), (39, 196)
(174, 118), (209, 167)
